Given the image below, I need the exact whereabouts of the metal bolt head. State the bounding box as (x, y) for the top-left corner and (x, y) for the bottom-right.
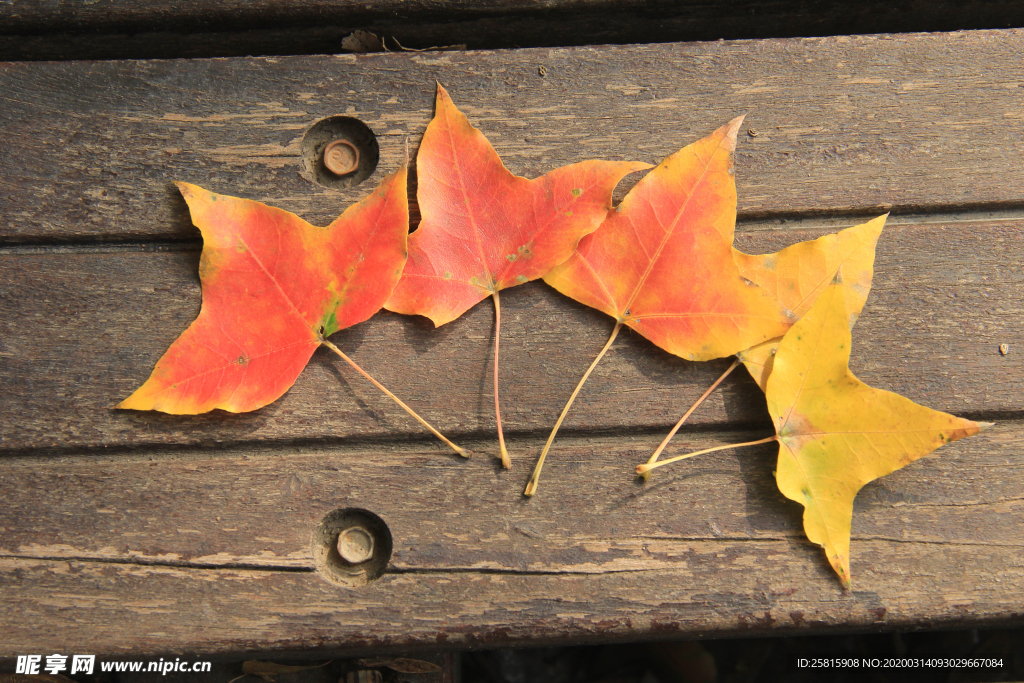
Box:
(999, 343), (1010, 356)
(337, 526), (375, 564)
(323, 139), (360, 176)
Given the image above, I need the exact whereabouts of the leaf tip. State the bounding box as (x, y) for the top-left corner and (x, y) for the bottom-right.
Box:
(115, 390), (149, 412)
(830, 554), (852, 590)
(723, 115), (746, 147)
(174, 180), (198, 199)
(858, 213), (889, 239)
(434, 80), (451, 102)
(977, 421), (996, 432)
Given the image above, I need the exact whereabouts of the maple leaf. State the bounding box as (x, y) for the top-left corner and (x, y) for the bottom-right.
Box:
(639, 281), (991, 588)
(735, 215), (887, 390)
(544, 117), (794, 360)
(767, 282), (990, 587)
(527, 118), (793, 495)
(384, 83), (649, 467)
(640, 215), (887, 479)
(118, 168), (468, 456)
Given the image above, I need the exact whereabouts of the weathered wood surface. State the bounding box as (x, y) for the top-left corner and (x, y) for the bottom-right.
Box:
(1, 28), (1023, 656)
(5, 30), (1024, 243)
(3, 0), (1024, 60)
(0, 426), (1021, 654)
(3, 547), (1023, 655)
(4, 427), (1022, 569)
(0, 217), (1019, 453)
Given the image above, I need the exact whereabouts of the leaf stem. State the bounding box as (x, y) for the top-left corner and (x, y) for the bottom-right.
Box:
(524, 321), (623, 497)
(492, 291), (511, 468)
(321, 339), (471, 458)
(635, 435), (777, 475)
(639, 358), (740, 483)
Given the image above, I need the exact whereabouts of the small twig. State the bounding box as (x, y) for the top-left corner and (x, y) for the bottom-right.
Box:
(321, 339), (470, 458)
(639, 358), (740, 482)
(493, 291), (511, 468)
(525, 321), (622, 497)
(636, 435), (778, 475)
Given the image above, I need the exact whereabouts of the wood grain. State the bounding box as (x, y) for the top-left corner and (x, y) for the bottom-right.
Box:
(3, 546), (1022, 655)
(2, 424), (1021, 569)
(1, 27), (1023, 655)
(4, 30), (1024, 242)
(0, 219), (1019, 453)
(0, 424), (1021, 654)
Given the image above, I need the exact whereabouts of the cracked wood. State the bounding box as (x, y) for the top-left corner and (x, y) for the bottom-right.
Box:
(4, 31), (1024, 242)
(0, 219), (1019, 451)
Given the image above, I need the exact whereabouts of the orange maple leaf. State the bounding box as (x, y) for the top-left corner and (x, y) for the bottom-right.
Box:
(119, 168), (468, 456)
(385, 83), (649, 466)
(528, 118), (792, 495)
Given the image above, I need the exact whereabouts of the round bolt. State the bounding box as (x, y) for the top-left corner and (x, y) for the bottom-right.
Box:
(337, 526), (375, 564)
(999, 343), (1009, 356)
(323, 139), (360, 176)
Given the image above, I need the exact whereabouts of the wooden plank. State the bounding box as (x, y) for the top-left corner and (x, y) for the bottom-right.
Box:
(3, 546), (1023, 655)
(0, 218), (1018, 453)
(4, 30), (1024, 243)
(4, 1), (1024, 61)
(2, 424), (1020, 570)
(0, 423), (1021, 653)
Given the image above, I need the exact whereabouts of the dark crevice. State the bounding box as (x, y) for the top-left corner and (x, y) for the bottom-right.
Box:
(5, 202), (1024, 253)
(2, 2), (1024, 62)
(1, 409), (1019, 463)
(853, 537), (1024, 548)
(386, 566), (658, 577)
(0, 239), (202, 255)
(734, 202), (1024, 232)
(8, 534), (1014, 577)
(0, 552), (315, 573)
(956, 409), (1024, 424)
(636, 535), (795, 543)
(0, 422), (779, 463)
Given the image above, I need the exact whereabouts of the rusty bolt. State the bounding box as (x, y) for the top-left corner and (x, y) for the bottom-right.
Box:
(337, 526), (375, 564)
(323, 139), (360, 176)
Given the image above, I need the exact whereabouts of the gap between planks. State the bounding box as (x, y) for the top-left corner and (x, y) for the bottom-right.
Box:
(1, 424), (1020, 569)
(6, 536), (1023, 575)
(0, 409), (1019, 463)
(4, 204), (1024, 254)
